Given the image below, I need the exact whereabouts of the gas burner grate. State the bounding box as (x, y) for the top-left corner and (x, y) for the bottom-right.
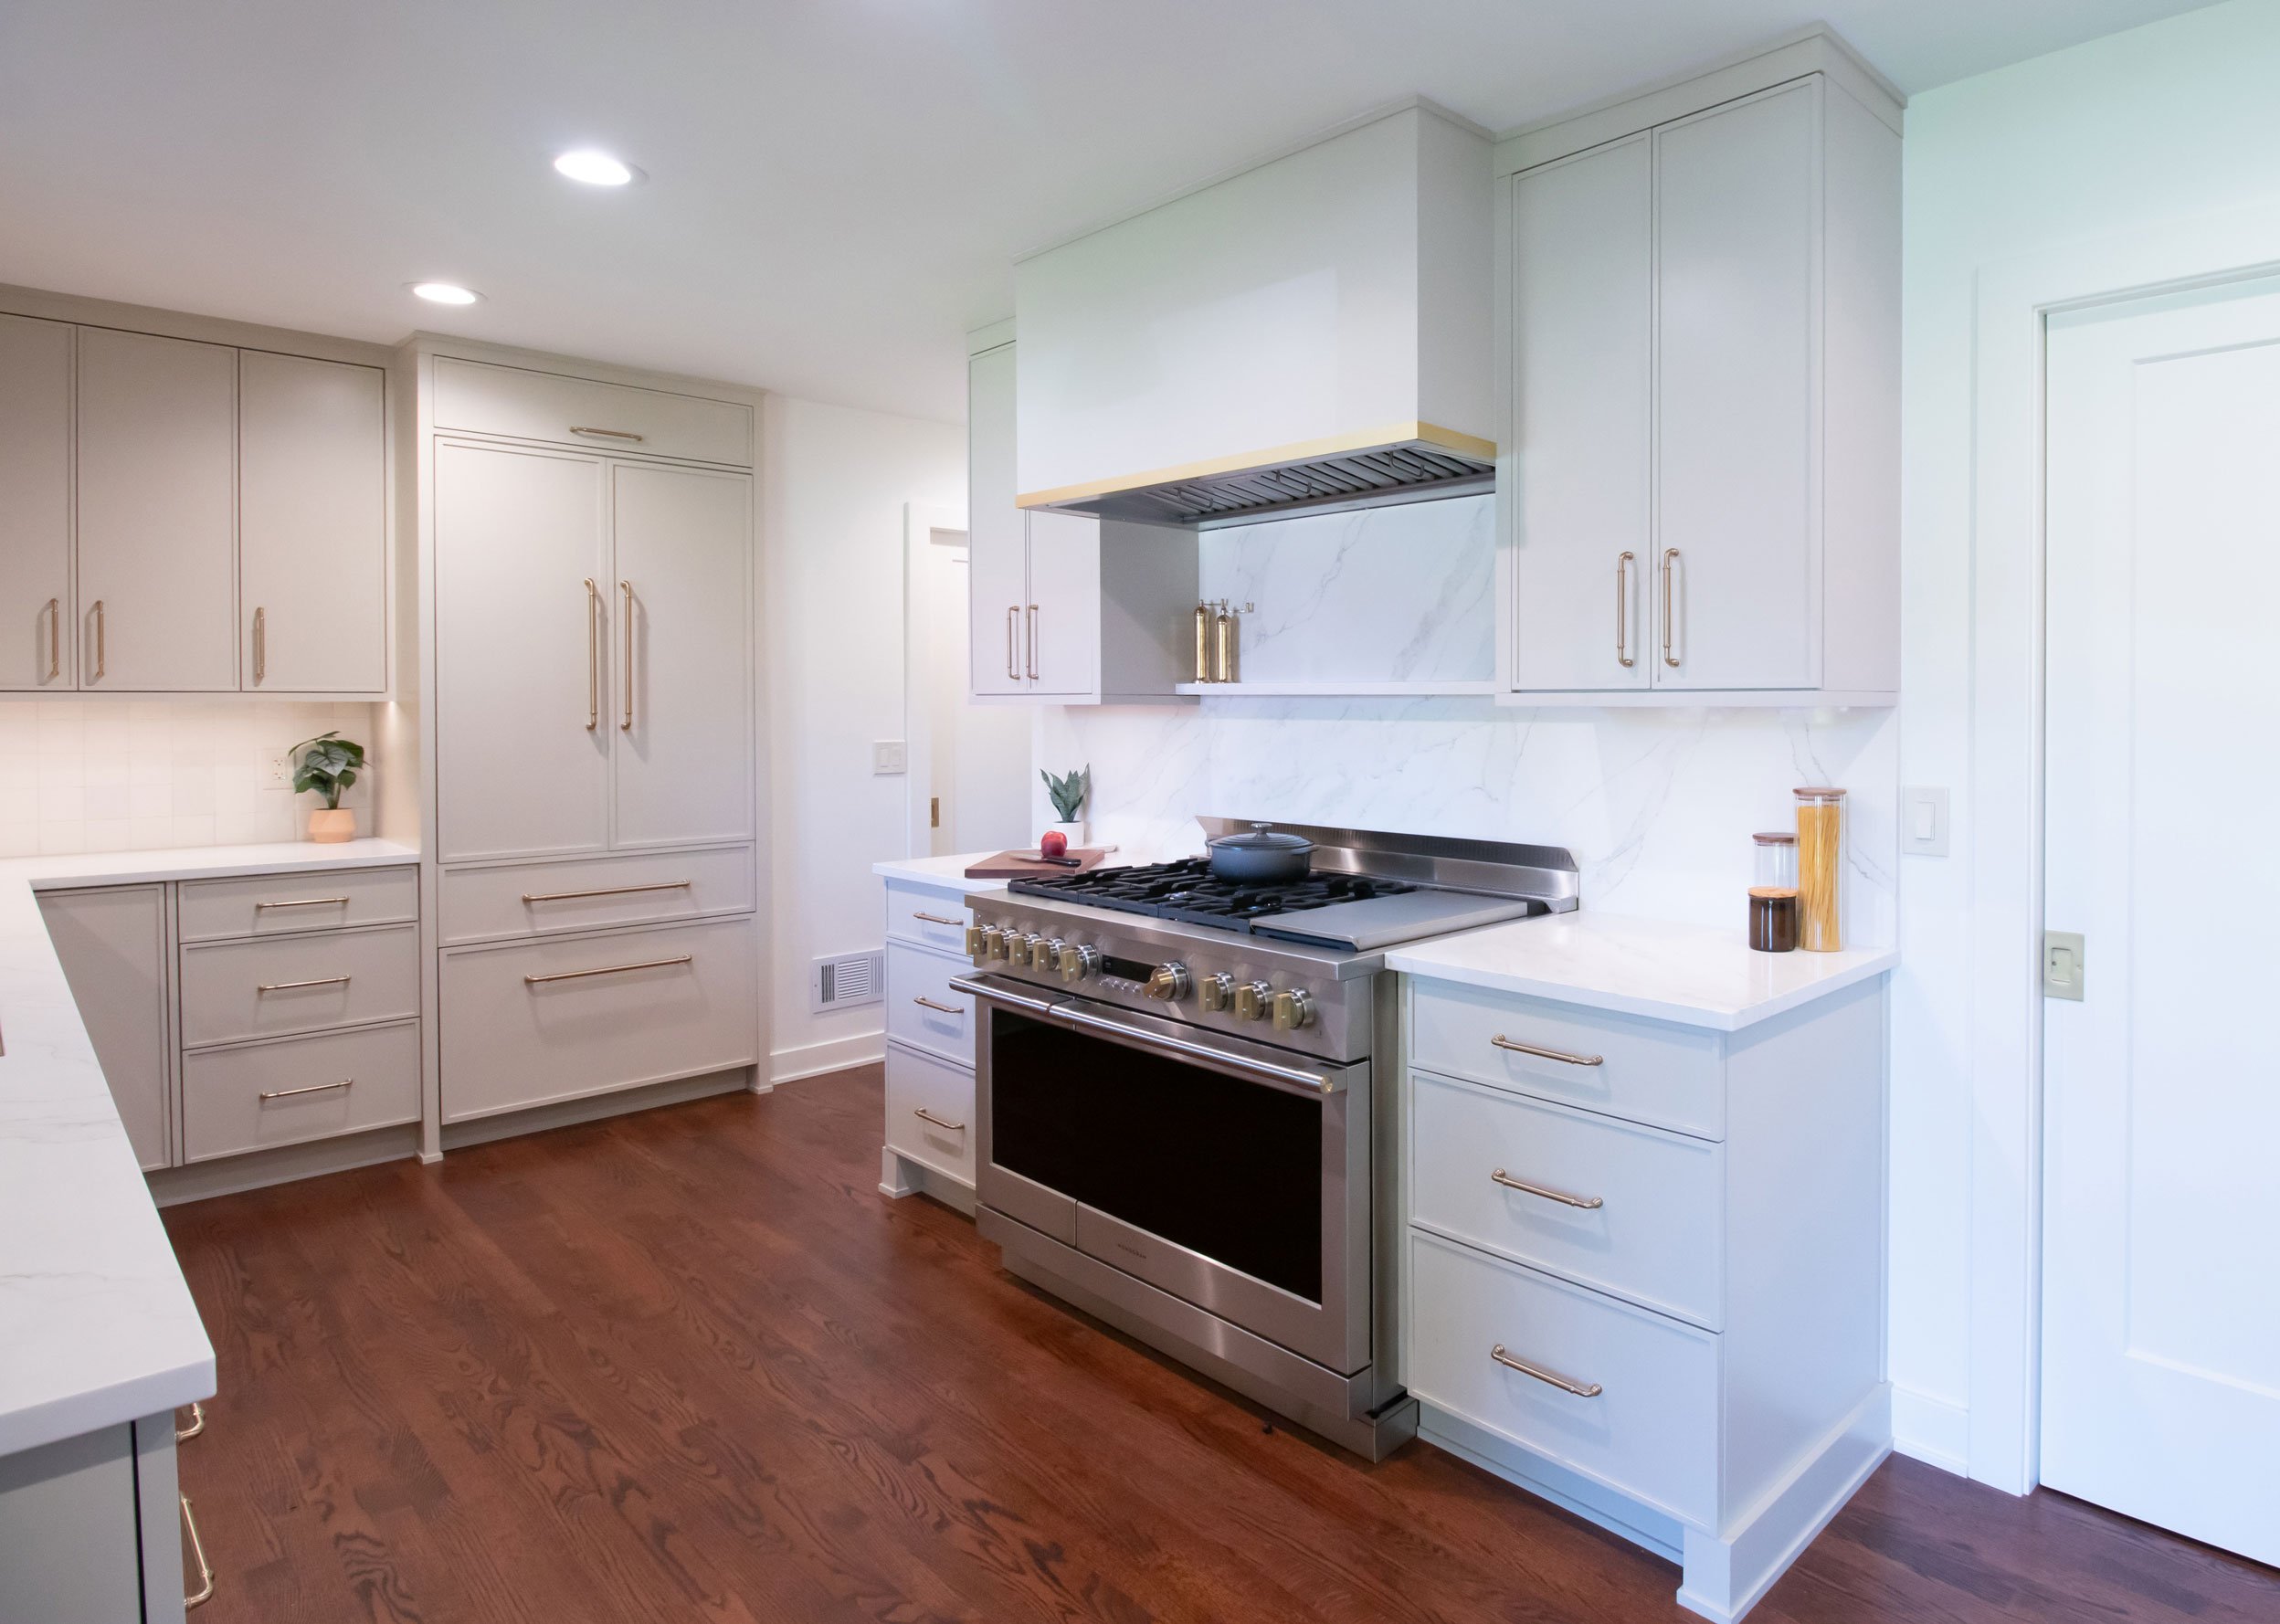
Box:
(1008, 859), (1418, 933)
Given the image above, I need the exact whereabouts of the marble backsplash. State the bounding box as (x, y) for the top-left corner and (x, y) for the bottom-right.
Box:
(0, 700), (379, 858)
(1034, 698), (1897, 945)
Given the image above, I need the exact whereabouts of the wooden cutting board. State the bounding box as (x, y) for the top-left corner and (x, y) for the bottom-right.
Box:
(963, 848), (1114, 880)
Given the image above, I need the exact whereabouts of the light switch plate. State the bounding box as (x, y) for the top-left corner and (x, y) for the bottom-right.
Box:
(871, 740), (907, 775)
(1901, 786), (1949, 857)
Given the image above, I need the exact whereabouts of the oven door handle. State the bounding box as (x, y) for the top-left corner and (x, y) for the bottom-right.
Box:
(1053, 1004), (1346, 1098)
(948, 975), (1067, 1019)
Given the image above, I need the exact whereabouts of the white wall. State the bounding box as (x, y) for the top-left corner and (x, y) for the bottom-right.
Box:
(1891, 0), (2280, 1476)
(0, 699), (378, 856)
(762, 395), (965, 1082)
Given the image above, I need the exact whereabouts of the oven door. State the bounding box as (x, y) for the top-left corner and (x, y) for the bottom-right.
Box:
(957, 974), (1371, 1376)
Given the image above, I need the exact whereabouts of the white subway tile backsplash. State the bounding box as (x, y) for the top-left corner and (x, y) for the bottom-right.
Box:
(0, 701), (378, 859)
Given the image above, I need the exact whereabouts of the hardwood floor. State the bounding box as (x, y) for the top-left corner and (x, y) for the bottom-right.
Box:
(163, 1066), (2280, 1624)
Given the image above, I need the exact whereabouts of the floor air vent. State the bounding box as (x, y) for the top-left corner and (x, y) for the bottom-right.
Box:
(811, 950), (884, 1012)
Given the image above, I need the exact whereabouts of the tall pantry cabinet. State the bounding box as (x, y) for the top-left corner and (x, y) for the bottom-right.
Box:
(409, 346), (764, 1133)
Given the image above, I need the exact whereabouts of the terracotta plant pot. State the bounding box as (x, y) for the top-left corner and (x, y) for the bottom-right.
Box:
(308, 807), (356, 844)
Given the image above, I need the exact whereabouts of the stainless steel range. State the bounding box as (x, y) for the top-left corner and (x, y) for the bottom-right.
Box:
(950, 819), (1578, 1460)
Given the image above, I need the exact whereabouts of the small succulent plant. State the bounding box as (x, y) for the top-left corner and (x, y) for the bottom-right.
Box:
(1040, 765), (1090, 823)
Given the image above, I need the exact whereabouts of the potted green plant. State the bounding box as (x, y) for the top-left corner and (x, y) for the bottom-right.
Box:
(290, 731), (366, 843)
(1040, 764), (1091, 848)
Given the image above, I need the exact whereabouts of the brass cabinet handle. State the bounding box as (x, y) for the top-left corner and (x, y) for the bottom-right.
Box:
(1007, 606), (1019, 680)
(91, 598), (104, 681)
(1027, 604), (1040, 680)
(259, 1079), (353, 1102)
(913, 1106), (966, 1133)
(254, 896), (350, 911)
(252, 606), (266, 684)
(44, 596), (60, 681)
(1490, 1344), (1602, 1398)
(912, 995), (961, 1015)
(911, 911), (963, 926)
(584, 577), (600, 730)
(522, 879), (691, 903)
(1615, 552), (1635, 668)
(1491, 1167), (1604, 1209)
(618, 578), (635, 730)
(1490, 1033), (1604, 1067)
(1661, 548), (1681, 668)
(524, 954), (692, 986)
(180, 1494), (216, 1609)
(255, 975), (350, 993)
(174, 1400), (206, 1441)
(570, 425), (645, 442)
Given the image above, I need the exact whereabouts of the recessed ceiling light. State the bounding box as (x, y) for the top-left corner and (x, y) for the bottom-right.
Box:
(408, 281), (482, 305)
(553, 149), (641, 186)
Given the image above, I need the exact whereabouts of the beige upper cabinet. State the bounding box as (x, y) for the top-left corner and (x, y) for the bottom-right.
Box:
(609, 461), (753, 848)
(967, 343), (1028, 698)
(74, 328), (238, 692)
(1499, 47), (1901, 703)
(0, 315), (75, 692)
(239, 351), (386, 692)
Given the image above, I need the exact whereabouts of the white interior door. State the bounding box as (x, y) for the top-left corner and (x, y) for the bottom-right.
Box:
(2042, 275), (2280, 1565)
(608, 461), (753, 849)
(911, 527), (1028, 855)
(433, 440), (611, 864)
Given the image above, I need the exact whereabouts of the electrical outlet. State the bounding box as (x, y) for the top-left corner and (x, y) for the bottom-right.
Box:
(268, 754), (292, 788)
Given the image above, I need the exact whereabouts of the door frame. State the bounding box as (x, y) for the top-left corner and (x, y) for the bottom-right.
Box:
(901, 501), (969, 857)
(1965, 200), (2280, 1494)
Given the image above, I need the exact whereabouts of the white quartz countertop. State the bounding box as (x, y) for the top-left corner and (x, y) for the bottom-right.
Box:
(0, 838), (416, 1458)
(1385, 912), (1898, 1032)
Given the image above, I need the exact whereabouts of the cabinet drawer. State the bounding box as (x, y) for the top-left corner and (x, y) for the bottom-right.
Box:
(1410, 1069), (1723, 1328)
(885, 881), (976, 953)
(182, 1021), (419, 1162)
(433, 357), (752, 467)
(1407, 1229), (1717, 1527)
(883, 942), (974, 1065)
(180, 923), (418, 1048)
(884, 1040), (974, 1186)
(1409, 979), (1724, 1139)
(441, 845), (755, 945)
(176, 864), (417, 943)
(439, 916), (756, 1123)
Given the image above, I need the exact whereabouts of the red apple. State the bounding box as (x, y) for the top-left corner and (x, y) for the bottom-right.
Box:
(1040, 829), (1069, 858)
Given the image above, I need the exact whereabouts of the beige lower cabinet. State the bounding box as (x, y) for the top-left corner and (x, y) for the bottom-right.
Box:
(439, 913), (758, 1123)
(182, 1021), (419, 1163)
(37, 885), (173, 1171)
(0, 1414), (193, 1623)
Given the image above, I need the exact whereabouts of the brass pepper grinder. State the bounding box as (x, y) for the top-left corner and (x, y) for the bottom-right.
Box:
(1213, 599), (1240, 684)
(1193, 601), (1214, 683)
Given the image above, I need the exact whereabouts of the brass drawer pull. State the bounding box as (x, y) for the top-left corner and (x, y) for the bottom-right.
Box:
(618, 578), (636, 730)
(1491, 1167), (1604, 1209)
(174, 1400), (206, 1441)
(258, 1079), (353, 1102)
(570, 425), (645, 442)
(1490, 1033), (1604, 1067)
(912, 996), (961, 1015)
(180, 1494), (216, 1608)
(1615, 552), (1636, 668)
(584, 577), (601, 731)
(254, 896), (350, 911)
(524, 954), (692, 986)
(256, 975), (350, 993)
(1661, 548), (1681, 669)
(45, 596), (60, 680)
(252, 606), (267, 684)
(1027, 604), (1040, 680)
(1490, 1344), (1602, 1398)
(911, 911), (963, 927)
(1007, 606), (1019, 680)
(91, 598), (105, 681)
(913, 1106), (966, 1133)
(522, 879), (691, 903)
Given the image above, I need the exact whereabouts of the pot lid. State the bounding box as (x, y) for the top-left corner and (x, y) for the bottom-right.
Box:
(1207, 821), (1314, 852)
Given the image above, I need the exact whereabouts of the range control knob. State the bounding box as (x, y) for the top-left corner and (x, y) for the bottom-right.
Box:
(1145, 962), (1190, 1001)
(1272, 988), (1316, 1031)
(1198, 972), (1235, 1012)
(1020, 933), (1052, 969)
(964, 925), (988, 960)
(984, 927), (1010, 963)
(1038, 938), (1065, 974)
(1061, 945), (1100, 984)
(1233, 980), (1274, 1021)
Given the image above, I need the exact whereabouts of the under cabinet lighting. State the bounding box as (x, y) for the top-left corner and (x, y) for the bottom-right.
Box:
(553, 149), (641, 186)
(409, 281), (482, 305)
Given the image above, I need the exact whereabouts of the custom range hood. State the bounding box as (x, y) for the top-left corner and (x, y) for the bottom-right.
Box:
(1013, 100), (1495, 531)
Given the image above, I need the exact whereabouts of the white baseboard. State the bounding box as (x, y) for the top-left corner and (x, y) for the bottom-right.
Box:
(1890, 1385), (1969, 1478)
(770, 1029), (884, 1084)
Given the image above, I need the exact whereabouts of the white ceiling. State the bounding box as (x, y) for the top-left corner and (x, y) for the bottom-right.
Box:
(0, 0), (2210, 424)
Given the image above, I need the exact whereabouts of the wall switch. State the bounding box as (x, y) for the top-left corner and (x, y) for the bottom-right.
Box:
(1901, 786), (1949, 857)
(871, 740), (907, 775)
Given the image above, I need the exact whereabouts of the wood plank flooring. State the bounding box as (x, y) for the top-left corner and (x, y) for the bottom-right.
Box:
(163, 1066), (2280, 1623)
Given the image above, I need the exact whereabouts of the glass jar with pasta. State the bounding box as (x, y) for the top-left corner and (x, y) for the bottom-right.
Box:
(1793, 787), (1846, 952)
